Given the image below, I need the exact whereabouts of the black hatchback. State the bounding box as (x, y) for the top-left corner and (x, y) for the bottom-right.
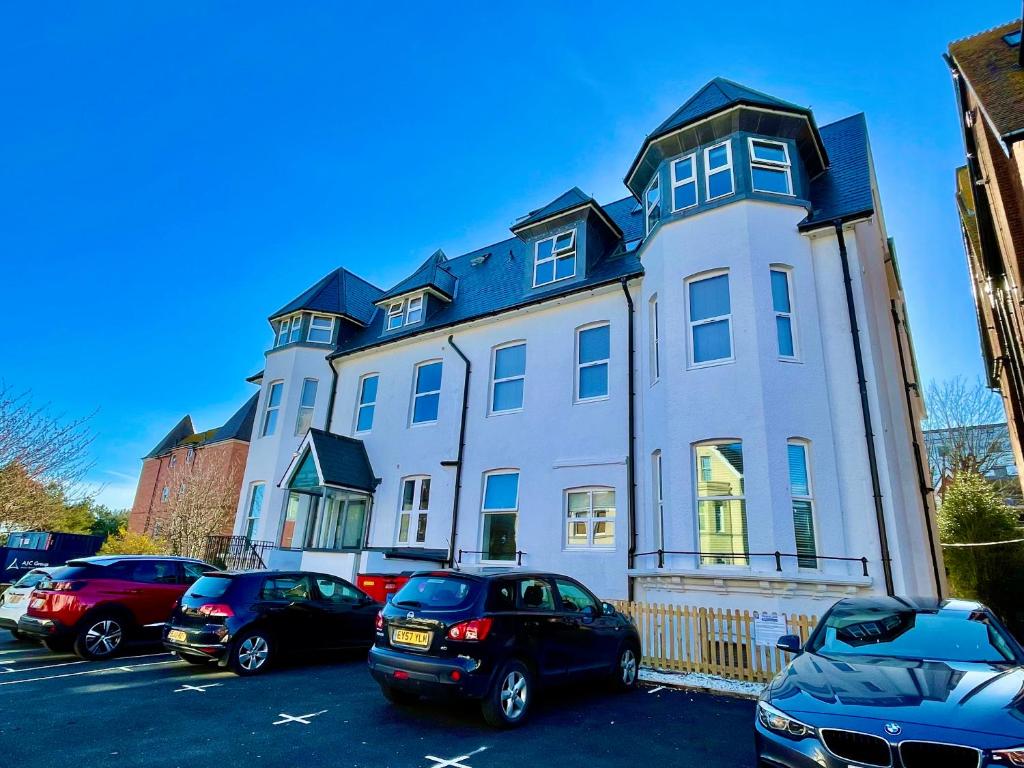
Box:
(163, 570), (381, 675)
(368, 570), (641, 727)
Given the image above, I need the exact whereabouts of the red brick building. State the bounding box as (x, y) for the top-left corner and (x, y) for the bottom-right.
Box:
(129, 395), (258, 540)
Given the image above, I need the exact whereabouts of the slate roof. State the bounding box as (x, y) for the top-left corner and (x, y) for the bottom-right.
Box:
(513, 187), (593, 230)
(650, 77), (810, 139)
(213, 393), (259, 443)
(144, 416), (194, 459)
(375, 249), (458, 302)
(308, 429), (377, 492)
(143, 395), (258, 459)
(799, 113), (874, 230)
(271, 267), (383, 325)
(949, 20), (1024, 142)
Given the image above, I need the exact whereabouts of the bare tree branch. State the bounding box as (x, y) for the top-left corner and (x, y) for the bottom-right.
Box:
(924, 376), (1009, 481)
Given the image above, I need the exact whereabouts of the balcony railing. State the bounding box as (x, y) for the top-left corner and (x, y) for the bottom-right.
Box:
(634, 549), (871, 577)
(205, 535), (274, 571)
(457, 549), (525, 566)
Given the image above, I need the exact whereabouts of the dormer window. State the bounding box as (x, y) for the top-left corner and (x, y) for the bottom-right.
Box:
(705, 141), (734, 200)
(307, 314), (335, 344)
(533, 230), (576, 287)
(644, 175), (661, 234)
(385, 294), (426, 331)
(749, 139), (793, 195)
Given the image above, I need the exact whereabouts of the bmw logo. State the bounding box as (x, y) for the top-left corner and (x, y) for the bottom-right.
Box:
(884, 722), (902, 736)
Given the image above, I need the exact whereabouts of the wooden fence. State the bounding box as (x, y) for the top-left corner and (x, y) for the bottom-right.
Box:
(611, 601), (818, 683)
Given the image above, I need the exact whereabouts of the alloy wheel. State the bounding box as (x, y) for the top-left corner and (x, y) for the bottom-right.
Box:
(238, 635), (269, 671)
(620, 648), (638, 686)
(500, 670), (527, 720)
(85, 620), (123, 656)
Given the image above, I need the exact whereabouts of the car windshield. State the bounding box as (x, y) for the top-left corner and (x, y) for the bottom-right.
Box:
(13, 570), (49, 589)
(186, 576), (233, 599)
(807, 607), (1018, 663)
(391, 576), (479, 610)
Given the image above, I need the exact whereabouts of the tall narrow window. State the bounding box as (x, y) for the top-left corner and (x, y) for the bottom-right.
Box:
(788, 441), (818, 568)
(481, 471), (519, 561)
(671, 154), (698, 211)
(405, 295), (424, 324)
(649, 296), (660, 384)
(294, 378), (318, 435)
(704, 141), (734, 200)
(771, 268), (796, 359)
(645, 173), (661, 234)
(491, 342), (526, 413)
(576, 323), (610, 401)
(288, 314), (303, 343)
(687, 272), (732, 365)
(411, 361), (442, 424)
(307, 315), (335, 344)
(749, 138), (793, 195)
(276, 318), (290, 347)
(695, 441), (748, 566)
(566, 488), (616, 548)
(261, 381), (284, 437)
(355, 374), (378, 433)
(161, 486), (170, 503)
(397, 476), (431, 545)
(533, 230), (576, 287)
(652, 451), (664, 551)
(386, 301), (404, 331)
(244, 483), (265, 540)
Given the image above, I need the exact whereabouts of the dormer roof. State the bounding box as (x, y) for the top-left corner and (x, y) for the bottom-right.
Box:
(375, 249), (457, 304)
(271, 267), (383, 326)
(511, 187), (623, 239)
(144, 415), (194, 459)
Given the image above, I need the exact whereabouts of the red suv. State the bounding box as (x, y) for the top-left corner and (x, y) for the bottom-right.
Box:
(18, 555), (215, 659)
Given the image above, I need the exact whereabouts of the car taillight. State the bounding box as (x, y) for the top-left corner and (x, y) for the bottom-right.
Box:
(45, 581), (84, 592)
(197, 603), (234, 618)
(375, 611), (384, 630)
(447, 618), (492, 641)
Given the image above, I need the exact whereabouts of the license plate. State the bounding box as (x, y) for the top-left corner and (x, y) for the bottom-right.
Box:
(167, 629), (188, 643)
(393, 629), (429, 648)
(6, 594), (22, 605)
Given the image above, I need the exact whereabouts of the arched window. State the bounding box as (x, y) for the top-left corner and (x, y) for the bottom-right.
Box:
(787, 440), (818, 568)
(481, 470), (519, 562)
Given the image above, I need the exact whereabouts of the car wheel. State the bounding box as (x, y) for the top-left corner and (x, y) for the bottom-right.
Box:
(74, 615), (126, 660)
(176, 652), (211, 666)
(481, 659), (532, 728)
(610, 643), (640, 691)
(379, 683), (418, 706)
(229, 630), (272, 676)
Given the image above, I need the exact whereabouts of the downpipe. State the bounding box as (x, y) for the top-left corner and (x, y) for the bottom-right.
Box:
(621, 278), (638, 601)
(447, 335), (471, 569)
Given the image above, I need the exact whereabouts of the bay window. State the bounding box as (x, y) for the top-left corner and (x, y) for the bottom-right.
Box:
(687, 272), (732, 366)
(294, 378), (318, 435)
(704, 141), (734, 200)
(671, 153), (698, 211)
(788, 441), (818, 568)
(695, 441), (748, 566)
(771, 267), (797, 359)
(307, 314), (335, 344)
(644, 173), (661, 234)
(749, 138), (793, 195)
(261, 381), (283, 437)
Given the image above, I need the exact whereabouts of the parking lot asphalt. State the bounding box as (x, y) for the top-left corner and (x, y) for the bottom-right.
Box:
(0, 630), (757, 768)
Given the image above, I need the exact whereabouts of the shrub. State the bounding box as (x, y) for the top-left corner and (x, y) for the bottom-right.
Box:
(98, 526), (166, 555)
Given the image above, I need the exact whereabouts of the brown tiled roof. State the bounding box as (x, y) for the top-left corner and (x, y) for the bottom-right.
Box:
(949, 20), (1024, 142)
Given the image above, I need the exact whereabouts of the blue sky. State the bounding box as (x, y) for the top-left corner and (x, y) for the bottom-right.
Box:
(1, 2), (1016, 509)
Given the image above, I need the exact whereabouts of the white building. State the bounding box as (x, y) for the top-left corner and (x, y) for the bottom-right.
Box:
(230, 78), (945, 614)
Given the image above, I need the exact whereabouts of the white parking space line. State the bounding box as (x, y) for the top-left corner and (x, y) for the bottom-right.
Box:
(0, 659), (179, 686)
(424, 747), (488, 768)
(0, 651), (171, 675)
(647, 686), (666, 694)
(174, 683), (222, 693)
(272, 710), (328, 726)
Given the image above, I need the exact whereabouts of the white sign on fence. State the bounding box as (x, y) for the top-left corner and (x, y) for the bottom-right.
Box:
(753, 611), (787, 648)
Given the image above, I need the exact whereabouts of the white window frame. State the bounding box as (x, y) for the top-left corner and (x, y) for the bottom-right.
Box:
(396, 475), (431, 545)
(532, 229), (577, 288)
(354, 373), (379, 434)
(564, 487), (616, 550)
(652, 451), (664, 551)
(749, 137), (793, 196)
(480, 470), (520, 564)
(644, 173), (661, 235)
(288, 313), (303, 343)
(575, 322), (611, 403)
(244, 482), (265, 540)
(294, 378), (318, 436)
(788, 439), (819, 570)
(386, 301), (404, 331)
(405, 295), (424, 325)
(169, 453), (177, 468)
(161, 486), (170, 503)
(704, 140), (734, 201)
(694, 439), (748, 567)
(276, 318), (290, 347)
(649, 295), (660, 384)
(770, 265), (799, 361)
(261, 380), (284, 437)
(490, 341), (526, 415)
(670, 153), (698, 212)
(307, 314), (335, 344)
(411, 360), (443, 426)
(685, 270), (734, 368)
(186, 447), (195, 464)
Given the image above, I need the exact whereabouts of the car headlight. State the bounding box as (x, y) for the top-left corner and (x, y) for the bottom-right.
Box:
(757, 700), (817, 738)
(994, 748), (1024, 766)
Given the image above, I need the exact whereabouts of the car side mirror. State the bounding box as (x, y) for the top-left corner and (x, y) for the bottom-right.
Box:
(776, 634), (802, 654)
(601, 602), (617, 616)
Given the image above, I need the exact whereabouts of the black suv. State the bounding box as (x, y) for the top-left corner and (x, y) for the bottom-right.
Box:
(163, 570), (381, 675)
(368, 571), (641, 727)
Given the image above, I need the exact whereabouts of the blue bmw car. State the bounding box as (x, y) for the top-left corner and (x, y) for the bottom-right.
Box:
(755, 596), (1024, 768)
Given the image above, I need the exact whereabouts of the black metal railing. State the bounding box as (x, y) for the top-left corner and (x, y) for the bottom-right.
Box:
(205, 536), (273, 571)
(634, 549), (871, 577)
(457, 549), (525, 566)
